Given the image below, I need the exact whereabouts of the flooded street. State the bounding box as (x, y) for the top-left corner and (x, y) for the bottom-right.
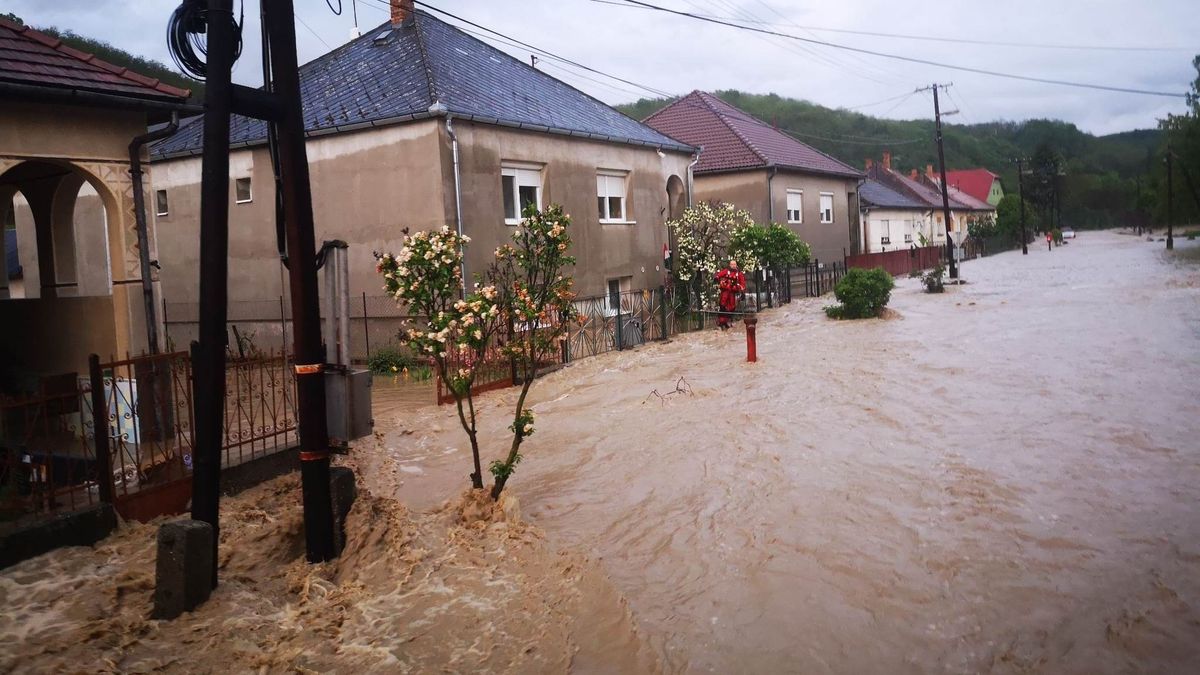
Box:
(365, 230), (1200, 673)
(3, 231), (1198, 673)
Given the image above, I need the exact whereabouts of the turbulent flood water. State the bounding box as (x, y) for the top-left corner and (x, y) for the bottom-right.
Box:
(3, 231), (1198, 673)
(364, 231), (1200, 673)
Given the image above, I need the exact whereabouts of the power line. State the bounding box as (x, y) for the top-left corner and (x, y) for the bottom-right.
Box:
(843, 90), (919, 111)
(606, 0), (1187, 98)
(590, 0), (1190, 52)
(400, 0), (676, 99)
(296, 14), (332, 50)
(363, 0), (925, 148)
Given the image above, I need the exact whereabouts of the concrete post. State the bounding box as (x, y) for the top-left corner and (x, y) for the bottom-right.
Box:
(153, 519), (214, 619)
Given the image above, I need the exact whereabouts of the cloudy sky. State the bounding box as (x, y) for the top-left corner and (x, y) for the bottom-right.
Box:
(7, 0), (1196, 135)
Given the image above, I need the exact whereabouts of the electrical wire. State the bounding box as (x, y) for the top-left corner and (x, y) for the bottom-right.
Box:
(166, 0), (244, 80)
(297, 14), (332, 50)
(325, 0), (343, 15)
(606, 0), (1187, 98)
(590, 0), (1189, 52)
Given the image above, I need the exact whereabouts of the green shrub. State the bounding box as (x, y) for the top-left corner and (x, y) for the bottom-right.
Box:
(824, 267), (895, 319)
(922, 264), (945, 294)
(367, 346), (414, 374)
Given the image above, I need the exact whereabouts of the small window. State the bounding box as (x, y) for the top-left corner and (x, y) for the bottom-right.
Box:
(501, 164), (542, 224)
(786, 190), (802, 224)
(819, 192), (834, 224)
(605, 276), (632, 314)
(597, 171), (628, 223)
(235, 177), (252, 203)
(155, 189), (169, 216)
(879, 219), (890, 245)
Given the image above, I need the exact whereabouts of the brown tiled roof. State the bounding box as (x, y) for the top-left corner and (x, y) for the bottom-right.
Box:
(643, 91), (861, 178)
(0, 17), (190, 102)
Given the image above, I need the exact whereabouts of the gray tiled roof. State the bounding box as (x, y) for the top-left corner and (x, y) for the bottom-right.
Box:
(152, 10), (691, 158)
(860, 179), (927, 210)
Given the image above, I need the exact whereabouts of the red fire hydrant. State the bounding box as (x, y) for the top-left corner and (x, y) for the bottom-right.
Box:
(744, 316), (757, 362)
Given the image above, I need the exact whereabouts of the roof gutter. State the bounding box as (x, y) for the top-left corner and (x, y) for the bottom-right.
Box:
(129, 111), (180, 355)
(0, 81), (199, 117)
(151, 111), (697, 161)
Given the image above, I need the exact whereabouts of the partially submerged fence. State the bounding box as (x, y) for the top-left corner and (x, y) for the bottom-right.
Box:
(0, 349), (297, 528)
(845, 245), (945, 277)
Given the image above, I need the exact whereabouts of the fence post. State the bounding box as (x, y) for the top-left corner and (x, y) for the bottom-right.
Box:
(659, 285), (668, 340)
(361, 291), (370, 362)
(88, 354), (114, 505)
(754, 273), (761, 312)
(615, 303), (624, 351)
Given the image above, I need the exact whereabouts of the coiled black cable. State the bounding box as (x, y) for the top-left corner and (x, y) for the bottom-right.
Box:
(166, 0), (244, 81)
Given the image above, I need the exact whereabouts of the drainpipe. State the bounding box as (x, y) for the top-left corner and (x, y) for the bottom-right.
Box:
(129, 111), (180, 355)
(686, 148), (702, 206)
(853, 176), (866, 256)
(767, 165), (778, 222)
(430, 101), (466, 292)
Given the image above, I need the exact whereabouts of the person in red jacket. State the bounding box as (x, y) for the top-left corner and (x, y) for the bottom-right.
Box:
(715, 259), (746, 330)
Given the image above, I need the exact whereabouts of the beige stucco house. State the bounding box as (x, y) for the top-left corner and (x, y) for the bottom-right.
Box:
(149, 2), (694, 347)
(642, 91), (864, 262)
(0, 17), (190, 387)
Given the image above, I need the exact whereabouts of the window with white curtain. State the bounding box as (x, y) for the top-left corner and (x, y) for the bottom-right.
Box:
(597, 171), (628, 222)
(501, 163), (543, 223)
(786, 190), (802, 223)
(819, 192), (834, 223)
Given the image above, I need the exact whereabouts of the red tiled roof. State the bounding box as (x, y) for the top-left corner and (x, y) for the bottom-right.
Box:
(643, 91), (861, 178)
(0, 17), (190, 102)
(941, 168), (998, 205)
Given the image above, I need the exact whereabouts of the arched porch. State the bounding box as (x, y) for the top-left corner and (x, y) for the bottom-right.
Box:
(0, 156), (153, 393)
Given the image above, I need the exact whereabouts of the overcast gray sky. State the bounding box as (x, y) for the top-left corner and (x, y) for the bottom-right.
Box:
(7, 0), (1196, 135)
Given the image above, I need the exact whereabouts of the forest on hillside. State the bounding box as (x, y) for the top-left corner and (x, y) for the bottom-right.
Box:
(620, 91), (1179, 231)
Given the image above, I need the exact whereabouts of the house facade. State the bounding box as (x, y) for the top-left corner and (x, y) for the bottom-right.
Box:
(858, 179), (933, 253)
(0, 17), (190, 384)
(862, 152), (996, 250)
(642, 91), (864, 262)
(149, 2), (694, 335)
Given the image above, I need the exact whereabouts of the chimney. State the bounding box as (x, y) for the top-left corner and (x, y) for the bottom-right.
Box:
(881, 151), (891, 170)
(864, 158), (874, 170)
(391, 0), (414, 26)
(926, 164), (934, 178)
(910, 169), (918, 180)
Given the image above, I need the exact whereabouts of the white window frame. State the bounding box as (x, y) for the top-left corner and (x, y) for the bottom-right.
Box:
(597, 170), (631, 224)
(819, 192), (834, 224)
(604, 276), (632, 316)
(501, 162), (543, 225)
(879, 219), (890, 245)
(785, 190), (803, 224)
(235, 177), (253, 204)
(155, 189), (169, 217)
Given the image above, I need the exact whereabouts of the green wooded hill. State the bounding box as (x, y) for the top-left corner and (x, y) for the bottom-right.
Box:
(619, 91), (1163, 229)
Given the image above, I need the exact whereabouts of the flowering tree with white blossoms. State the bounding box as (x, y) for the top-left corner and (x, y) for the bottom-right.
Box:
(667, 201), (757, 308)
(375, 205), (575, 500)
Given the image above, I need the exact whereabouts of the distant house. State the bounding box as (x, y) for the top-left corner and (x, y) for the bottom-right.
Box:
(861, 152), (995, 252)
(642, 91), (864, 262)
(149, 0), (694, 332)
(859, 179), (931, 253)
(942, 168), (1004, 206)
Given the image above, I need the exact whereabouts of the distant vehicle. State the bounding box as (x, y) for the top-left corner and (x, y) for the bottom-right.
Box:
(1061, 228), (1076, 239)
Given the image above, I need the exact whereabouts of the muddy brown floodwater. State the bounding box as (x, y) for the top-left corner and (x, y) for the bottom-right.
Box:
(3, 231), (1198, 673)
(363, 231), (1200, 673)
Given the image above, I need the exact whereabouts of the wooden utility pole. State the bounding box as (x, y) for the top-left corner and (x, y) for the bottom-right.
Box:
(1165, 146), (1174, 251)
(920, 83), (958, 279)
(1013, 157), (1029, 255)
(189, 0), (336, 579)
(265, 0), (336, 563)
(192, 0), (237, 589)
